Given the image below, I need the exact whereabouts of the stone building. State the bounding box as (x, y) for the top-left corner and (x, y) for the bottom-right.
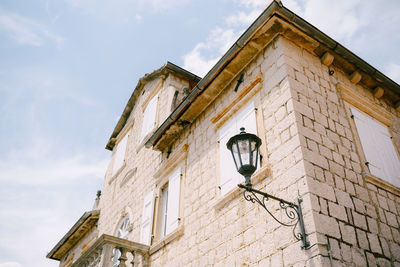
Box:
(47, 1), (400, 266)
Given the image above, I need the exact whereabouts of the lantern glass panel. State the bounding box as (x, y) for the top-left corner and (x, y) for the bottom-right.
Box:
(231, 141), (241, 171)
(238, 139), (250, 165)
(250, 140), (258, 167)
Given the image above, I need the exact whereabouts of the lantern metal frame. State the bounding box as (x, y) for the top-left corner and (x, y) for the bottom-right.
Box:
(227, 128), (310, 249)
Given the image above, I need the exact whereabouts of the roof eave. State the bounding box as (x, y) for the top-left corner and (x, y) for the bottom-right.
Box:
(145, 0), (400, 150)
(46, 210), (100, 261)
(144, 1), (282, 149)
(105, 62), (201, 151)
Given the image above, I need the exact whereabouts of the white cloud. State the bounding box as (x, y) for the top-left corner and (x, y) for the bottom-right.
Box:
(225, 9), (262, 26)
(283, 0), (365, 42)
(183, 44), (218, 78)
(0, 67), (107, 265)
(183, 27), (239, 77)
(64, 0), (189, 23)
(238, 0), (270, 9)
(182, 0), (268, 77)
(0, 64), (107, 266)
(184, 0), (398, 79)
(0, 122), (108, 185)
(141, 0), (190, 11)
(0, 134), (107, 266)
(135, 14), (143, 23)
(0, 262), (23, 267)
(0, 152), (108, 186)
(0, 11), (64, 47)
(0, 67), (97, 111)
(0, 185), (100, 266)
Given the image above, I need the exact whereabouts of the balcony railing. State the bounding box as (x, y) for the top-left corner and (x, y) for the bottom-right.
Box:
(71, 234), (149, 267)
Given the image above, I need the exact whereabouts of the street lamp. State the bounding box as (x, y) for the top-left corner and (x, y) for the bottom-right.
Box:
(227, 128), (310, 249)
(226, 127), (261, 186)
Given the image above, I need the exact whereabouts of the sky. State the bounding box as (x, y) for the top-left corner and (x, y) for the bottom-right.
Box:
(0, 0), (399, 266)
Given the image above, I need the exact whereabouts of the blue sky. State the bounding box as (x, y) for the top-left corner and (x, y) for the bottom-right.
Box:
(0, 0), (399, 266)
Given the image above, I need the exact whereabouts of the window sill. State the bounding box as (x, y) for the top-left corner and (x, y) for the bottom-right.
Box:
(213, 165), (269, 210)
(108, 163), (126, 185)
(149, 225), (184, 255)
(364, 172), (400, 196)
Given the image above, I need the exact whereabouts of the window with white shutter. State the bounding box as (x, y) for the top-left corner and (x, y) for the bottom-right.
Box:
(112, 134), (128, 176)
(218, 101), (258, 195)
(141, 95), (158, 141)
(351, 107), (400, 187)
(157, 168), (181, 239)
(158, 185), (168, 238)
(140, 190), (154, 245)
(165, 169), (181, 235)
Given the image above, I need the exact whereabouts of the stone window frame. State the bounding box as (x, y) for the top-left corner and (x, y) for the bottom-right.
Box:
(338, 82), (400, 196)
(149, 144), (188, 254)
(137, 79), (163, 150)
(112, 207), (134, 238)
(111, 210), (134, 266)
(211, 73), (270, 209)
(108, 123), (134, 184)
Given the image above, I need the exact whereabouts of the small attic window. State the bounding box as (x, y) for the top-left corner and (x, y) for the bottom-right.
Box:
(141, 94), (158, 140)
(171, 90), (179, 111)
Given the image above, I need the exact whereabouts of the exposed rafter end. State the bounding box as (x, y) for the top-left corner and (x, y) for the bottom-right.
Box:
(350, 71), (362, 84)
(321, 52), (334, 66)
(373, 87), (384, 99)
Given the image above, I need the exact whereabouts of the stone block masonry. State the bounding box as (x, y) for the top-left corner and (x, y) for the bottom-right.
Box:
(94, 36), (400, 267)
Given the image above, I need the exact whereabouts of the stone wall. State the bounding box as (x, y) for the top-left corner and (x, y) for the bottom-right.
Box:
(94, 35), (400, 267)
(142, 36), (320, 266)
(279, 37), (400, 266)
(97, 72), (191, 242)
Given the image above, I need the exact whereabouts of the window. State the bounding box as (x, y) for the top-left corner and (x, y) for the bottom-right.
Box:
(140, 190), (154, 246)
(115, 216), (130, 239)
(351, 107), (400, 187)
(141, 94), (158, 141)
(112, 134), (128, 176)
(158, 185), (169, 238)
(218, 101), (258, 195)
(113, 216), (130, 266)
(140, 168), (181, 246)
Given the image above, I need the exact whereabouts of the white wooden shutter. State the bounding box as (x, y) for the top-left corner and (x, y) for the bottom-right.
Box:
(351, 107), (400, 186)
(237, 102), (259, 169)
(141, 95), (158, 140)
(165, 168), (181, 235)
(351, 108), (384, 178)
(377, 124), (400, 187)
(236, 101), (257, 135)
(140, 190), (154, 245)
(219, 118), (243, 195)
(112, 134), (128, 176)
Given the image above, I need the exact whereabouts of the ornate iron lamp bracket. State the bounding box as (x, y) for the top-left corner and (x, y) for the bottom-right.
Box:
(238, 184), (310, 249)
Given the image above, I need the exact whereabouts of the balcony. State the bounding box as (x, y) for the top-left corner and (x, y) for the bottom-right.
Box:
(71, 234), (149, 267)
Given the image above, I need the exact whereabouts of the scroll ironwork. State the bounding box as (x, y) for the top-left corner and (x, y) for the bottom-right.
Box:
(238, 184), (310, 249)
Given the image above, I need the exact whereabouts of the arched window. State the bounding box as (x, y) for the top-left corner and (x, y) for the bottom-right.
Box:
(115, 216), (130, 239)
(113, 216), (130, 266)
(170, 90), (179, 111)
